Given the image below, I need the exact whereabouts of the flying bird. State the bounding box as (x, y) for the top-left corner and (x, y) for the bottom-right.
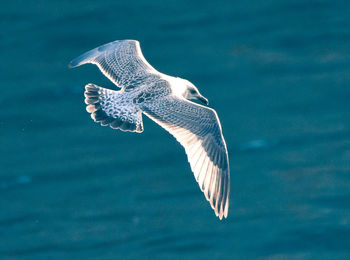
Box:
(69, 40), (230, 219)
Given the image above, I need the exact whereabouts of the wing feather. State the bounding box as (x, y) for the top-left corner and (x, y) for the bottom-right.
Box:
(69, 40), (158, 90)
(142, 96), (230, 219)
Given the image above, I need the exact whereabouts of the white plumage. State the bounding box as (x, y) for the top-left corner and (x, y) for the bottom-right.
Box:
(69, 40), (230, 219)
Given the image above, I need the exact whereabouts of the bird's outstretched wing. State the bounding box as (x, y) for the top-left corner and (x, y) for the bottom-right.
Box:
(142, 96), (230, 219)
(69, 40), (158, 90)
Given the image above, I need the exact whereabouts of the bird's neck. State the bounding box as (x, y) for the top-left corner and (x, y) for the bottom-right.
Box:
(163, 75), (187, 98)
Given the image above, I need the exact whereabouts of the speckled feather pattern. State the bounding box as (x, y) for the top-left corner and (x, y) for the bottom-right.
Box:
(84, 84), (143, 132)
(70, 40), (230, 219)
(141, 96), (230, 218)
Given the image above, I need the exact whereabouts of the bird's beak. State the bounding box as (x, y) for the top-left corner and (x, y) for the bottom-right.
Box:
(197, 94), (209, 105)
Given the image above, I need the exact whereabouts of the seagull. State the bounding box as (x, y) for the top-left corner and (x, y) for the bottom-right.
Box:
(69, 40), (230, 219)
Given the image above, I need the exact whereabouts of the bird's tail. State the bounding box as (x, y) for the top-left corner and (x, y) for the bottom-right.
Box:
(84, 83), (144, 133)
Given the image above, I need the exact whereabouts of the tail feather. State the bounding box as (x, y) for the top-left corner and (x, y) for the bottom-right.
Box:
(84, 84), (143, 133)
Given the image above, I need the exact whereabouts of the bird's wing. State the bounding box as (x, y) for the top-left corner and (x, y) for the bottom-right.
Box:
(142, 95), (230, 219)
(69, 40), (158, 90)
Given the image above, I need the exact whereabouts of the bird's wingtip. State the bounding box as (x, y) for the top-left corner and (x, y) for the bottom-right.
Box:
(68, 61), (74, 68)
(68, 57), (82, 68)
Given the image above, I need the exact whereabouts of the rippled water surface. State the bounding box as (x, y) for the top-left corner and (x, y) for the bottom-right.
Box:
(1, 0), (350, 259)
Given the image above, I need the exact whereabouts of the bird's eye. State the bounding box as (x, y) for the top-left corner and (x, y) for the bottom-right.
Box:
(190, 89), (196, 94)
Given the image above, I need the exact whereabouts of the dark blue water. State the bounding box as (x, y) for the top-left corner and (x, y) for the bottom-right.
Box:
(1, 0), (350, 259)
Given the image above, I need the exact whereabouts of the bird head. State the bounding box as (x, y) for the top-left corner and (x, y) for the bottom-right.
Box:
(183, 80), (209, 105)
